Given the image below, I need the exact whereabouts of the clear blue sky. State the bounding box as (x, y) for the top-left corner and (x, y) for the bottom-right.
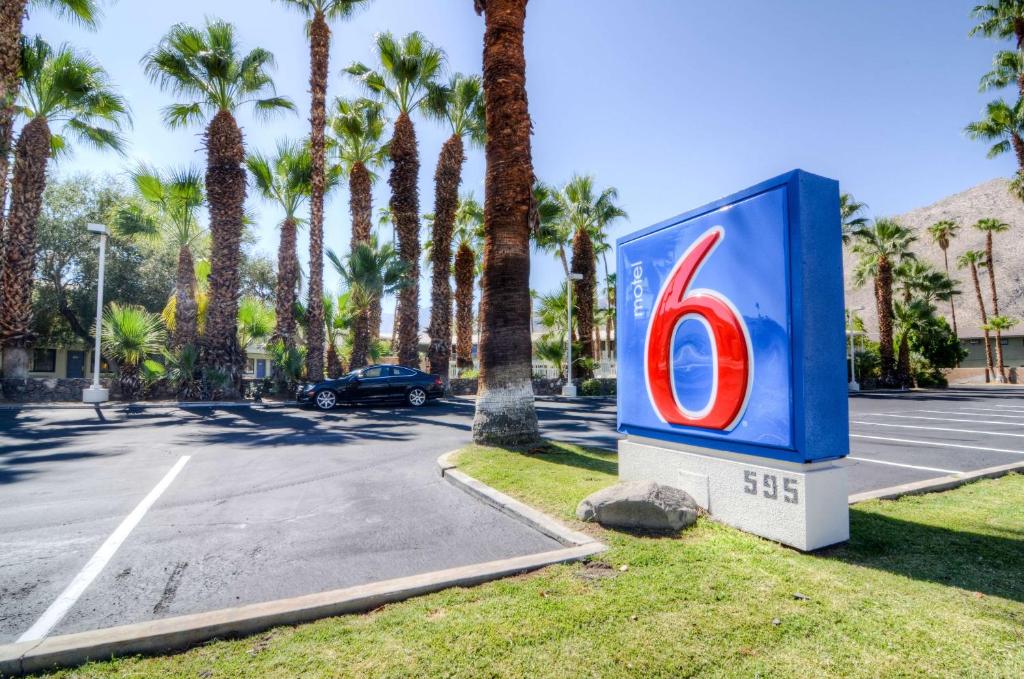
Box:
(27, 0), (1014, 305)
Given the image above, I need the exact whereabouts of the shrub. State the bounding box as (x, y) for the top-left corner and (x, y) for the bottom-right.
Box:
(580, 378), (615, 396)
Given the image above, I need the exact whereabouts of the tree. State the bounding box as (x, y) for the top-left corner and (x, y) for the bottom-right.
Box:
(101, 303), (167, 401)
(275, 0), (370, 383)
(143, 19), (294, 396)
(423, 74), (485, 378)
(957, 249), (996, 382)
(246, 140), (315, 352)
(471, 0), (539, 444)
(533, 336), (565, 378)
(327, 236), (408, 370)
(975, 217), (1012, 380)
(966, 98), (1024, 186)
(237, 295), (275, 352)
(347, 31), (444, 368)
(839, 193), (869, 245)
(851, 219), (916, 387)
(531, 180), (568, 274)
(985, 315), (1018, 381)
(452, 195), (483, 372)
(115, 165), (205, 349)
(0, 37), (128, 378)
(970, 2), (1024, 49)
(323, 290), (355, 377)
(329, 96), (388, 353)
(927, 219), (961, 335)
(0, 0), (100, 260)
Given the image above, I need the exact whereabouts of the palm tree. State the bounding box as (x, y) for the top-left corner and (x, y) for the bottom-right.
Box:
(840, 193), (869, 245)
(966, 99), (1024, 184)
(851, 219), (916, 387)
(971, 2), (1024, 49)
(327, 236), (408, 370)
(323, 290), (355, 377)
(452, 195), (483, 372)
(893, 299), (933, 388)
(533, 336), (565, 378)
(532, 180), (569, 274)
(927, 219), (961, 335)
(237, 295), (275, 352)
(246, 140), (316, 352)
(330, 97), (389, 250)
(275, 0), (370, 383)
(958, 249), (996, 382)
(0, 0), (100, 251)
(143, 19), (294, 396)
(974, 218), (1010, 317)
(423, 74), (485, 378)
(0, 37), (128, 378)
(347, 31), (444, 368)
(555, 175), (627, 377)
(985, 315), (1018, 382)
(101, 303), (167, 401)
(471, 0), (539, 444)
(115, 165), (205, 349)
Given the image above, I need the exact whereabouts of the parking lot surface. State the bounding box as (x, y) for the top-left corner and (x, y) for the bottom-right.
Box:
(2, 389), (1022, 644)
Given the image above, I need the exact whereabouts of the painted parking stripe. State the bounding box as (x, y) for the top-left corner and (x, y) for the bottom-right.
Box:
(850, 434), (1024, 456)
(851, 420), (1024, 438)
(866, 413), (1024, 427)
(847, 456), (957, 474)
(17, 455), (191, 643)
(916, 409), (1024, 419)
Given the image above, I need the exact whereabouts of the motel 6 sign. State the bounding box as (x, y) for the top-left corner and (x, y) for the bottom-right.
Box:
(617, 170), (849, 464)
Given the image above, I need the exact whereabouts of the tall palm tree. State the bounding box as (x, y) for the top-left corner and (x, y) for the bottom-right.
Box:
(276, 0), (371, 383)
(347, 31), (444, 368)
(143, 19), (294, 395)
(966, 98), (1024, 184)
(423, 73), (485, 377)
(328, 236), (408, 369)
(971, 2), (1024, 50)
(323, 290), (354, 377)
(115, 165), (205, 349)
(840, 193), (869, 245)
(555, 174), (627, 376)
(0, 0), (99, 254)
(452, 195), (483, 372)
(246, 140), (317, 352)
(985, 315), (1018, 382)
(927, 219), (961, 335)
(0, 37), (128, 378)
(471, 0), (539, 444)
(851, 219), (916, 387)
(975, 217), (1011, 378)
(101, 303), (167, 401)
(958, 249), (996, 382)
(237, 295), (275, 352)
(532, 180), (569, 274)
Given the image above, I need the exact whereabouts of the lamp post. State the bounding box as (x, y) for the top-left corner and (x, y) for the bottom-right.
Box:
(562, 272), (584, 397)
(847, 306), (864, 392)
(83, 223), (109, 404)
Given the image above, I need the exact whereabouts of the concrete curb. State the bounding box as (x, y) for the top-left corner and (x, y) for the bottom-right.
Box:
(436, 451), (605, 549)
(848, 460), (1024, 504)
(0, 401), (298, 411)
(0, 543), (603, 677)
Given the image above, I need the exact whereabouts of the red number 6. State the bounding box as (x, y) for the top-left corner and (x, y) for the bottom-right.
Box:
(644, 227), (752, 431)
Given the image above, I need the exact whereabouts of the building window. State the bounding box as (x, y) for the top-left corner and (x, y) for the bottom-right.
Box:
(1002, 338), (1009, 346)
(969, 339), (981, 345)
(32, 348), (56, 372)
(245, 358), (255, 374)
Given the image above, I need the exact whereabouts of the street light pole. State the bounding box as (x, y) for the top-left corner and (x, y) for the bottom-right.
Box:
(563, 273), (584, 397)
(83, 223), (109, 404)
(848, 306), (863, 392)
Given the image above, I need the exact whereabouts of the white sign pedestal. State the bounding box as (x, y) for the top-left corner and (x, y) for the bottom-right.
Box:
(619, 437), (849, 551)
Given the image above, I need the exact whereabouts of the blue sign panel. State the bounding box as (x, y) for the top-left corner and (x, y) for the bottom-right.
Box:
(616, 170), (849, 463)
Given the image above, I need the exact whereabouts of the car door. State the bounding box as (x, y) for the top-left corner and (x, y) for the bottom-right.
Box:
(386, 366), (416, 398)
(354, 366), (388, 401)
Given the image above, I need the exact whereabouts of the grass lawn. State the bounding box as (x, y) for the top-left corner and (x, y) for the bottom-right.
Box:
(39, 443), (1024, 678)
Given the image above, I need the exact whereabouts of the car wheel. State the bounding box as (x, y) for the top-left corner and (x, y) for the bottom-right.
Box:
(407, 387), (427, 407)
(315, 390), (337, 411)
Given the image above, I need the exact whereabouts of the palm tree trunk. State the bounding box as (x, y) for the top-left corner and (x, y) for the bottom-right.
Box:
(304, 10), (330, 383)
(556, 244), (569, 277)
(942, 248), (958, 336)
(985, 233), (1000, 316)
(994, 327), (1007, 383)
(571, 227), (596, 379)
(0, 0), (27, 258)
(390, 111), (422, 368)
(970, 263), (995, 382)
(202, 109), (246, 397)
(273, 217), (299, 350)
(349, 161), (372, 248)
(472, 0), (539, 445)
(173, 245), (199, 349)
(0, 116), (49, 378)
(897, 334), (912, 388)
(427, 133), (465, 378)
(454, 241), (475, 370)
(349, 299), (371, 370)
(875, 257), (896, 386)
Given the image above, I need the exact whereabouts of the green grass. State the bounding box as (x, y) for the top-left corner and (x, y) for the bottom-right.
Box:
(40, 443), (1024, 678)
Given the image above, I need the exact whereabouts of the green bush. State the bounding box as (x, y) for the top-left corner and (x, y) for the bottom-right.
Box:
(580, 378), (615, 396)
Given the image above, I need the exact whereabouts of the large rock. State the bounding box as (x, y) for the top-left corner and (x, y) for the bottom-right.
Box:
(576, 481), (699, 531)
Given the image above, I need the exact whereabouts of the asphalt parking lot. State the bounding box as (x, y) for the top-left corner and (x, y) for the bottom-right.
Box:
(2, 388), (1022, 645)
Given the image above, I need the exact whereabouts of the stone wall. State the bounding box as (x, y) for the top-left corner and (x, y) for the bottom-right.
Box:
(943, 367), (1020, 385)
(0, 378), (103, 403)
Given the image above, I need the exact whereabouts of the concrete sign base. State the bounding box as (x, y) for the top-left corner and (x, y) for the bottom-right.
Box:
(619, 437), (849, 551)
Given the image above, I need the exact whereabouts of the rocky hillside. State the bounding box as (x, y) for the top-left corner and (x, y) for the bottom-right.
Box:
(844, 178), (1024, 338)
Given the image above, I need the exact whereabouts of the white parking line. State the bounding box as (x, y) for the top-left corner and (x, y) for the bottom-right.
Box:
(850, 434), (1024, 455)
(954, 406), (1024, 414)
(851, 420), (1024, 438)
(847, 456), (957, 474)
(866, 413), (1024, 427)
(916, 409), (1024, 419)
(993, 405), (1024, 411)
(17, 455), (191, 643)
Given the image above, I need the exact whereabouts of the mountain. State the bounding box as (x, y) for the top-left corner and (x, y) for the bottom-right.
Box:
(844, 178), (1024, 338)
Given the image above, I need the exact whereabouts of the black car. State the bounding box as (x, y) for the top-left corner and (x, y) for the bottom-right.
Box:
(297, 364), (445, 411)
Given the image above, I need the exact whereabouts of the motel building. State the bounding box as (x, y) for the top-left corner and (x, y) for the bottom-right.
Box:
(956, 331), (1024, 382)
